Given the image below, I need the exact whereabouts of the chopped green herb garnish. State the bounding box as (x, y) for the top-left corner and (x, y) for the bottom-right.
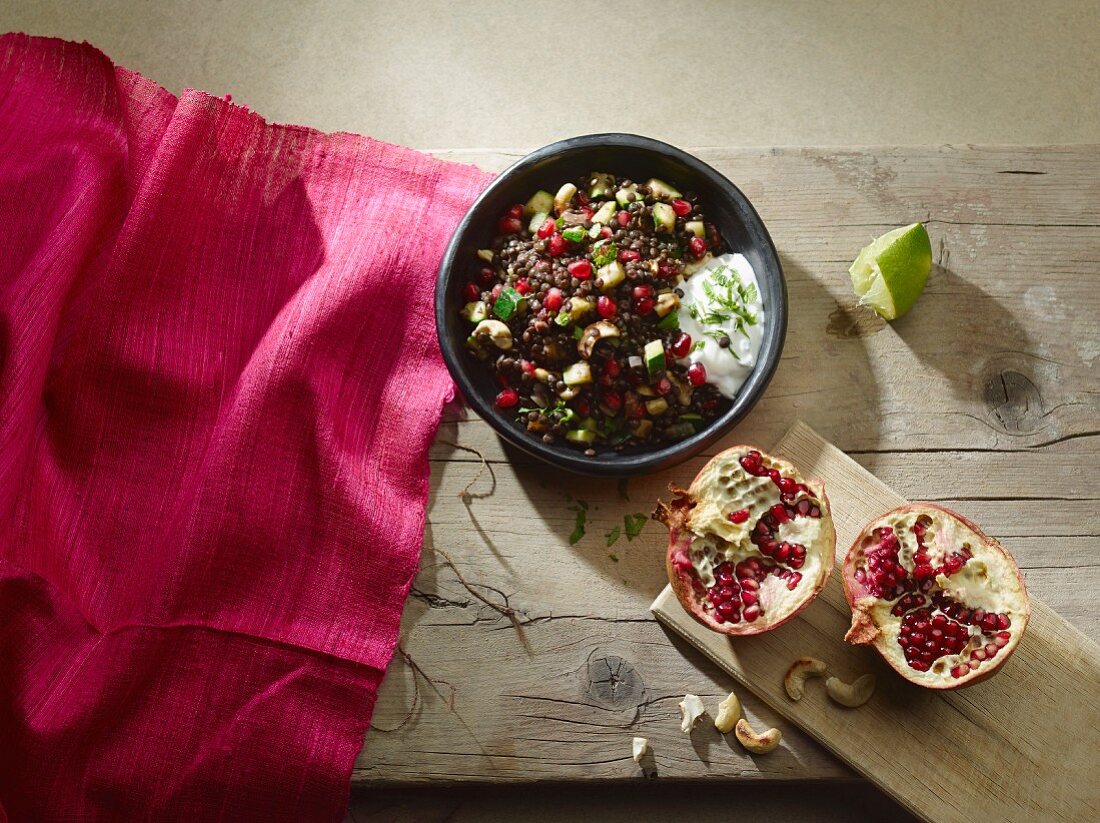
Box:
(493, 286), (524, 320)
(606, 526), (621, 547)
(562, 226), (587, 243)
(608, 552), (619, 562)
(591, 240), (618, 267)
(572, 510), (589, 543)
(624, 512), (648, 541)
(572, 325), (584, 340)
(691, 264), (759, 342)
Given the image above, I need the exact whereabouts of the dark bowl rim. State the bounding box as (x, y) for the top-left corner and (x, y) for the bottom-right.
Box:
(434, 132), (787, 477)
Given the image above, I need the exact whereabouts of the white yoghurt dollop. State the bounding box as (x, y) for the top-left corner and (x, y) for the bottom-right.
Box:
(677, 253), (765, 399)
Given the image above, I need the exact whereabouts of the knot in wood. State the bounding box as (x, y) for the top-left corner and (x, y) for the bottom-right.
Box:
(583, 655), (645, 710)
(982, 369), (1043, 434)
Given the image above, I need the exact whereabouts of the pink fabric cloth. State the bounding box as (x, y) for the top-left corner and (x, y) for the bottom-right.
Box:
(0, 34), (490, 821)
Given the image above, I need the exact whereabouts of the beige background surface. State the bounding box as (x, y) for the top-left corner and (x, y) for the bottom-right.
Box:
(3, 0), (1099, 150)
(2, 1), (1097, 821)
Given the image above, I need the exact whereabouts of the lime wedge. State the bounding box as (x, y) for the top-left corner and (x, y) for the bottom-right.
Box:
(848, 223), (933, 320)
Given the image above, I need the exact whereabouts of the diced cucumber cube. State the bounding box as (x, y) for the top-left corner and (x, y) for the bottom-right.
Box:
(615, 184), (641, 207)
(652, 202), (676, 234)
(596, 260), (625, 291)
(462, 300), (488, 323)
(477, 249), (495, 263)
(528, 210), (550, 234)
(646, 178), (682, 199)
(587, 172), (614, 198)
(644, 340), (666, 377)
(566, 428), (597, 445)
(591, 200), (616, 225)
(645, 397), (669, 416)
(524, 190), (554, 217)
(562, 226), (587, 243)
(562, 361), (593, 386)
(685, 220), (705, 238)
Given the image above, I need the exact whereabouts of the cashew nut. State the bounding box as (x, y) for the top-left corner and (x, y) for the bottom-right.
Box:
(734, 718), (782, 754)
(678, 694), (705, 733)
(472, 319), (512, 350)
(825, 673), (876, 708)
(631, 736), (648, 763)
(713, 691), (742, 734)
(576, 320), (620, 359)
(784, 657), (828, 701)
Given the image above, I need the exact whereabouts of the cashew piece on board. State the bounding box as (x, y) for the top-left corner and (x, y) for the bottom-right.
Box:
(826, 674), (876, 708)
(784, 657), (828, 700)
(713, 692), (742, 734)
(679, 694), (706, 733)
(734, 718), (782, 754)
(631, 737), (648, 763)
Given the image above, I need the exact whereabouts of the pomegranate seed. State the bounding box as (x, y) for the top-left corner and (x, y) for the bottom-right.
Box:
(634, 297), (654, 315)
(671, 198), (692, 217)
(548, 234), (567, 256)
(619, 248), (641, 263)
(520, 360), (535, 377)
(514, 279), (531, 295)
(463, 281), (480, 302)
(656, 260), (677, 278)
(997, 614), (1011, 630)
(743, 605), (761, 622)
(490, 283), (503, 302)
(656, 377), (672, 395)
(597, 296), (617, 318)
(604, 359), (621, 378)
(689, 236), (707, 260)
(994, 631), (1011, 647)
(716, 601), (736, 618)
(787, 572), (802, 590)
(631, 284), (654, 300)
(498, 216), (523, 234)
(741, 590), (758, 606)
(728, 509), (750, 524)
(576, 399), (591, 416)
(477, 267), (495, 286)
(777, 477), (798, 496)
(537, 218), (556, 239)
(568, 259), (593, 279)
(602, 390), (622, 412)
(601, 226), (613, 238)
(495, 389), (519, 408)
(670, 333), (692, 358)
(775, 543), (791, 562)
(543, 287), (563, 312)
(686, 362), (707, 386)
(617, 210), (631, 226)
(770, 504), (791, 524)
(507, 203), (524, 220)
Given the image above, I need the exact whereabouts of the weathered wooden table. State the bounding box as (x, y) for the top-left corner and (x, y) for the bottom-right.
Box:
(355, 146), (1099, 786)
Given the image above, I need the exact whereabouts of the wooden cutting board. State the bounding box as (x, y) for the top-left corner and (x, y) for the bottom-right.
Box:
(651, 421), (1100, 823)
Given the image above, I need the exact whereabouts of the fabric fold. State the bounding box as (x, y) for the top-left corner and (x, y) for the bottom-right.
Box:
(0, 33), (490, 821)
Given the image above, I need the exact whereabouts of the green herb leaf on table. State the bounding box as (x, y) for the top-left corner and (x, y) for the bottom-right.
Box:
(623, 513), (648, 541)
(605, 526), (621, 547)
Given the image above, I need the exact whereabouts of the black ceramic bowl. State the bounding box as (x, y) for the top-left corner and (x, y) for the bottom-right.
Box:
(435, 133), (786, 477)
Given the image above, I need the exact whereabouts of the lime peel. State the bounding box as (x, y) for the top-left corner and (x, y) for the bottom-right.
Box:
(848, 223), (933, 320)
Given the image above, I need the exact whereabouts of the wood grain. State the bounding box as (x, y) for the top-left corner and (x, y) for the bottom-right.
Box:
(652, 422), (1100, 823)
(354, 146), (1100, 786)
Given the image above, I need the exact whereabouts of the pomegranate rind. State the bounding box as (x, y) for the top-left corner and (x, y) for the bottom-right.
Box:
(655, 445), (837, 637)
(842, 503), (1031, 690)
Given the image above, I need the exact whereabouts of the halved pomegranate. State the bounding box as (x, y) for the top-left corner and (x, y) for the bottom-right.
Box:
(842, 504), (1030, 689)
(654, 445), (836, 635)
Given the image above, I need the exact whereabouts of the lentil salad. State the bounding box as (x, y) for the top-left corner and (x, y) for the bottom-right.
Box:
(461, 173), (758, 455)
